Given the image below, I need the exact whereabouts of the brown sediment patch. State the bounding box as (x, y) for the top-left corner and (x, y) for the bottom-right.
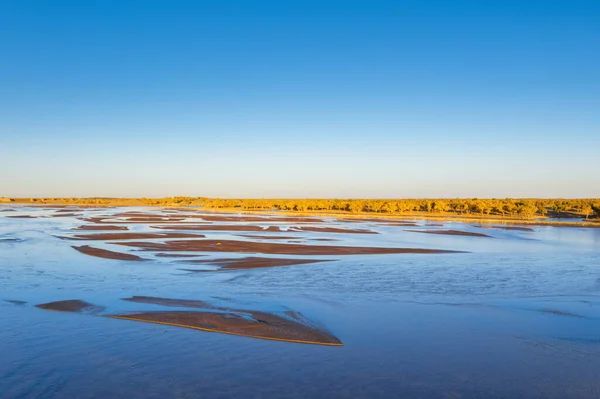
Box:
(61, 232), (204, 241)
(115, 239), (462, 255)
(55, 208), (84, 213)
(72, 245), (147, 261)
(107, 310), (342, 346)
(122, 296), (216, 309)
(406, 229), (492, 238)
(425, 223), (444, 227)
(310, 238), (340, 242)
(150, 225), (283, 232)
(5, 299), (27, 305)
(179, 256), (332, 271)
(476, 225), (534, 232)
(36, 299), (104, 313)
(540, 308), (584, 318)
(289, 226), (377, 234)
(72, 225), (129, 231)
(6, 215), (36, 218)
(155, 253), (204, 258)
(235, 235), (302, 240)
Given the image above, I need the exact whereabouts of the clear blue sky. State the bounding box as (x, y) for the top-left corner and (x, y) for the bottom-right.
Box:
(1, 1), (599, 198)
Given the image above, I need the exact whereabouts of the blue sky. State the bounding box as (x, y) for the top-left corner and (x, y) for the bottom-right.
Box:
(1, 1), (599, 198)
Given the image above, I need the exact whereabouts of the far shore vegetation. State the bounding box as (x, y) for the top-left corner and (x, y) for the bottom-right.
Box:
(3, 197), (600, 222)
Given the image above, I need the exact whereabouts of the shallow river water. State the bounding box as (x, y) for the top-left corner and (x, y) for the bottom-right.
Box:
(1, 206), (600, 398)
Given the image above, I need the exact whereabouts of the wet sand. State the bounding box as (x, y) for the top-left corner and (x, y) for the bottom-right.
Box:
(72, 245), (147, 261)
(289, 226), (378, 234)
(150, 225), (283, 232)
(63, 232), (204, 241)
(406, 229), (492, 238)
(115, 239), (462, 255)
(72, 225), (129, 231)
(107, 310), (342, 346)
(36, 299), (104, 313)
(180, 256), (332, 270)
(6, 215), (36, 218)
(539, 308), (584, 318)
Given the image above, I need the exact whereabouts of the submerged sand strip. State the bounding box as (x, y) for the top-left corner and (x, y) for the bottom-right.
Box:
(122, 296), (216, 309)
(114, 239), (463, 255)
(155, 253), (203, 258)
(475, 225), (534, 232)
(406, 229), (492, 238)
(63, 232), (204, 241)
(235, 235), (303, 240)
(72, 245), (148, 261)
(150, 225), (283, 232)
(194, 215), (324, 223)
(79, 216), (196, 224)
(289, 226), (378, 234)
(72, 225), (129, 231)
(48, 213), (82, 218)
(180, 256), (332, 271)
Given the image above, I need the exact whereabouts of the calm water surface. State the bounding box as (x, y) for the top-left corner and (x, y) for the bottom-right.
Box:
(1, 206), (600, 398)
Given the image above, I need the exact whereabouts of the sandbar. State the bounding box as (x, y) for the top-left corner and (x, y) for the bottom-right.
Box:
(107, 310), (342, 346)
(180, 256), (332, 270)
(114, 239), (462, 255)
(36, 299), (104, 313)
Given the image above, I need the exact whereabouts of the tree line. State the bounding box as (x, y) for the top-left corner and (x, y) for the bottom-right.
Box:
(143, 197), (600, 220)
(11, 197), (600, 220)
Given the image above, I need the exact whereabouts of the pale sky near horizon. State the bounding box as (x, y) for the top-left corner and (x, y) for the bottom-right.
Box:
(1, 1), (599, 198)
